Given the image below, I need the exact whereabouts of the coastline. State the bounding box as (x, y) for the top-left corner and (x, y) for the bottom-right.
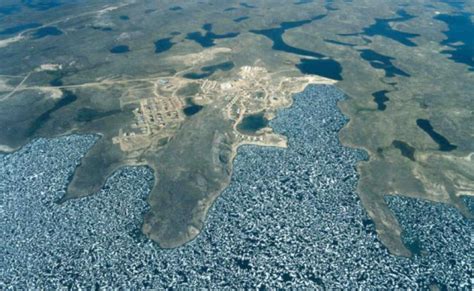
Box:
(2, 85), (472, 289)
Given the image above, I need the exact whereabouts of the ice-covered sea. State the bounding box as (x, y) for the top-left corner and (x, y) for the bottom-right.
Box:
(1, 85), (472, 289)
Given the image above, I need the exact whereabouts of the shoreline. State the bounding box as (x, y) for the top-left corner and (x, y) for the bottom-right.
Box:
(1, 84), (472, 288)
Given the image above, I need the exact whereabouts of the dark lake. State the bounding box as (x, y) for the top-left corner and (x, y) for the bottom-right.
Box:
(359, 49), (410, 77)
(416, 119), (457, 151)
(251, 18), (326, 59)
(361, 10), (419, 47)
(435, 13), (473, 71)
(183, 61), (234, 79)
(32, 27), (63, 39)
(324, 39), (356, 47)
(251, 16), (344, 80)
(372, 90), (390, 111)
(186, 23), (239, 48)
(182, 98), (204, 116)
(154, 37), (174, 54)
(392, 140), (416, 161)
(183, 104), (204, 116)
(237, 112), (269, 135)
(296, 58), (343, 80)
(92, 26), (112, 32)
(110, 45), (130, 54)
(234, 16), (249, 23)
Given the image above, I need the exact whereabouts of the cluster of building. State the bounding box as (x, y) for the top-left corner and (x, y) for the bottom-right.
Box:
(137, 96), (183, 133)
(112, 95), (183, 152)
(1, 85), (471, 289)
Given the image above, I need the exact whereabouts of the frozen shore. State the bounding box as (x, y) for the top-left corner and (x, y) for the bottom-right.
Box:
(1, 85), (472, 289)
